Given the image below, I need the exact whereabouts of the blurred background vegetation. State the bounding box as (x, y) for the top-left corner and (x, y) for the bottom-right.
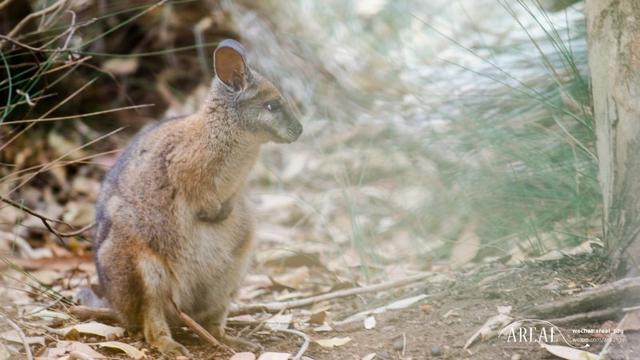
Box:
(0, 0), (598, 279)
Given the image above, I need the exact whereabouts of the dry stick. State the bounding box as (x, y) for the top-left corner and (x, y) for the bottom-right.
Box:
(544, 307), (621, 326)
(531, 276), (640, 317)
(0, 195), (95, 242)
(68, 351), (93, 360)
(0, 0), (14, 12)
(230, 272), (433, 316)
(2, 103), (154, 125)
(0, 0), (69, 49)
(169, 301), (235, 354)
(0, 313), (33, 360)
(623, 304), (640, 312)
(279, 328), (310, 360)
(0, 35), (54, 53)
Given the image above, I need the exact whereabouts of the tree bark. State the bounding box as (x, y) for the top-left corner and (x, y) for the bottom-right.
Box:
(586, 0), (640, 274)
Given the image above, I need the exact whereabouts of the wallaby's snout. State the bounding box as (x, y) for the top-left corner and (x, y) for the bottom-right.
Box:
(211, 39), (303, 144)
(274, 107), (303, 143)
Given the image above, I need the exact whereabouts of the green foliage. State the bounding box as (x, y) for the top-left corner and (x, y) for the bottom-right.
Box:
(429, 1), (598, 255)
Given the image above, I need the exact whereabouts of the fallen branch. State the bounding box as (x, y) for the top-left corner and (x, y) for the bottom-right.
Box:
(0, 195), (95, 246)
(544, 307), (621, 326)
(230, 272), (433, 316)
(171, 301), (235, 354)
(531, 276), (640, 317)
(278, 328), (309, 360)
(0, 0), (69, 49)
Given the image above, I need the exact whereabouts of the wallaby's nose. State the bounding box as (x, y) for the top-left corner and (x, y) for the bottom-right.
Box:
(289, 120), (303, 142)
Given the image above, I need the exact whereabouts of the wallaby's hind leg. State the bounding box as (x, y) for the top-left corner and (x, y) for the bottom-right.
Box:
(138, 255), (191, 357)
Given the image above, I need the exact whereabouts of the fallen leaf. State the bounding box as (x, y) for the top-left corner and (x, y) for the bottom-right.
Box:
(364, 316), (376, 330)
(265, 313), (292, 331)
(230, 352), (256, 360)
(102, 58), (139, 76)
(98, 341), (146, 359)
(59, 321), (125, 340)
(0, 330), (44, 346)
(464, 313), (513, 349)
(2, 254), (94, 272)
(336, 294), (428, 325)
(63, 201), (95, 227)
(39, 341), (106, 358)
(257, 352), (291, 360)
(259, 249), (324, 268)
(361, 353), (376, 360)
(26, 309), (71, 321)
(313, 323), (333, 332)
(272, 266), (310, 290)
(309, 310), (327, 325)
(315, 336), (352, 348)
(539, 342), (598, 360)
(386, 294), (428, 310)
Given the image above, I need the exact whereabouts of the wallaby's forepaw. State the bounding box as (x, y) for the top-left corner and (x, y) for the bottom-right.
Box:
(153, 336), (191, 358)
(197, 199), (233, 223)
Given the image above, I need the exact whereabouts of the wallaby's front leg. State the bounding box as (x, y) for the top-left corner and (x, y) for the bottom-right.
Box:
(197, 197), (234, 223)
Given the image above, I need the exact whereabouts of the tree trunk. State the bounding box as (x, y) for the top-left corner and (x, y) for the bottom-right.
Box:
(586, 0), (640, 274)
(540, 0), (581, 12)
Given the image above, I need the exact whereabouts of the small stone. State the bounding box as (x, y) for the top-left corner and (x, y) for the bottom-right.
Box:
(431, 346), (442, 357)
(511, 354), (521, 360)
(376, 351), (391, 360)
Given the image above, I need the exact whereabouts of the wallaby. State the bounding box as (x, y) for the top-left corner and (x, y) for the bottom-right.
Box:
(82, 39), (302, 356)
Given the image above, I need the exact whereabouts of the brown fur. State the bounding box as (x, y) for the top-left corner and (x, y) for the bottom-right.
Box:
(90, 39), (302, 356)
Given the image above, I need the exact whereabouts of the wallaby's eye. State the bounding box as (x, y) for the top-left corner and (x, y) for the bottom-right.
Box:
(265, 100), (282, 112)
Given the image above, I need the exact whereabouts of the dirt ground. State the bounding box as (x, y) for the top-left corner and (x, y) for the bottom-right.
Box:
(12, 252), (634, 360)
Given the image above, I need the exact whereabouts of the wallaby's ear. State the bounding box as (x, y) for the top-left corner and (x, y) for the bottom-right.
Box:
(213, 39), (250, 92)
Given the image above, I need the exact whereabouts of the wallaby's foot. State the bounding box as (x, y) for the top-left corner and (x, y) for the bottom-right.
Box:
(152, 336), (191, 357)
(207, 323), (261, 352)
(222, 334), (262, 352)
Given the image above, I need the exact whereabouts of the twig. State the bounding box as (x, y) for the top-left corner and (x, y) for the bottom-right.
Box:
(69, 351), (94, 360)
(170, 301), (235, 354)
(0, 0), (14, 12)
(61, 10), (76, 50)
(531, 276), (640, 317)
(230, 272), (433, 316)
(15, 89), (35, 106)
(0, 313), (34, 360)
(543, 307), (621, 326)
(0, 195), (94, 246)
(278, 328), (309, 360)
(0, 35), (53, 53)
(622, 304), (640, 312)
(2, 103), (154, 125)
(0, 0), (69, 49)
